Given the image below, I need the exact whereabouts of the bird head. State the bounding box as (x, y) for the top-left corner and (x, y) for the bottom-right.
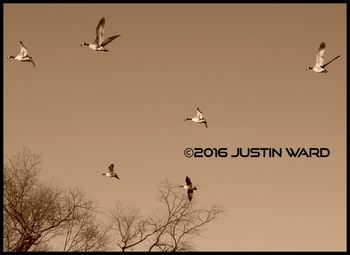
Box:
(7, 56), (14, 59)
(102, 173), (106, 175)
(81, 42), (88, 46)
(306, 67), (312, 70)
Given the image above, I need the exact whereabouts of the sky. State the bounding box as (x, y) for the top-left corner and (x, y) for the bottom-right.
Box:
(4, 4), (346, 251)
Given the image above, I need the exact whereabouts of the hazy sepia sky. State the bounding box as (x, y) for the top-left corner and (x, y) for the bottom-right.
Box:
(4, 4), (346, 251)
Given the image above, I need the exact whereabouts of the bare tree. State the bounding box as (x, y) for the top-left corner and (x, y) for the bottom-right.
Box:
(62, 202), (111, 252)
(3, 149), (110, 252)
(4, 149), (222, 251)
(110, 202), (155, 251)
(109, 180), (224, 251)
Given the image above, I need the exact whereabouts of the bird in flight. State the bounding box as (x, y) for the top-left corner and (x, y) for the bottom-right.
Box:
(81, 17), (121, 52)
(102, 163), (120, 180)
(179, 176), (197, 202)
(7, 41), (35, 67)
(184, 107), (208, 128)
(306, 42), (340, 73)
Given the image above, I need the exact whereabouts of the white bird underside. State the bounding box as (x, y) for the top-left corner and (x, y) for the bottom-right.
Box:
(192, 112), (205, 123)
(312, 66), (325, 73)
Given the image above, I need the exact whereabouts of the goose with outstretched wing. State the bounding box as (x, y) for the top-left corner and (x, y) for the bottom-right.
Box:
(7, 41), (35, 67)
(102, 163), (120, 180)
(179, 176), (197, 201)
(81, 17), (121, 52)
(306, 42), (340, 73)
(184, 107), (208, 128)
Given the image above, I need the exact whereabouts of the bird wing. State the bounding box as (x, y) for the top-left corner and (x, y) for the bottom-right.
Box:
(187, 189), (193, 201)
(108, 164), (114, 174)
(94, 17), (105, 45)
(30, 58), (35, 67)
(322, 55), (341, 68)
(19, 41), (28, 57)
(315, 42), (326, 67)
(185, 176), (192, 186)
(114, 173), (120, 180)
(196, 108), (203, 119)
(101, 35), (120, 47)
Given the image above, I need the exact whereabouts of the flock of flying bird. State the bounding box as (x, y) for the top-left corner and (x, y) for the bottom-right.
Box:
(7, 16), (342, 202)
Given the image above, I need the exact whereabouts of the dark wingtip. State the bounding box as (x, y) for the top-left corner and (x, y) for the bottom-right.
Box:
(97, 17), (106, 27)
(319, 42), (326, 49)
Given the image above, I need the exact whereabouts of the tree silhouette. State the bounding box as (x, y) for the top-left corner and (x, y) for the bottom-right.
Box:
(3, 149), (110, 252)
(62, 199), (111, 252)
(4, 149), (223, 251)
(110, 180), (224, 251)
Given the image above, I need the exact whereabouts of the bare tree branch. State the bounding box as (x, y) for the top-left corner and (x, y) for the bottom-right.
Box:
(3, 149), (111, 252)
(109, 180), (224, 251)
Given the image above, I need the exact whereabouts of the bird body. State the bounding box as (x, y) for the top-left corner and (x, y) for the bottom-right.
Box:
(306, 42), (340, 73)
(179, 176), (197, 201)
(81, 17), (120, 52)
(184, 107), (208, 128)
(7, 41), (35, 67)
(102, 163), (120, 180)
